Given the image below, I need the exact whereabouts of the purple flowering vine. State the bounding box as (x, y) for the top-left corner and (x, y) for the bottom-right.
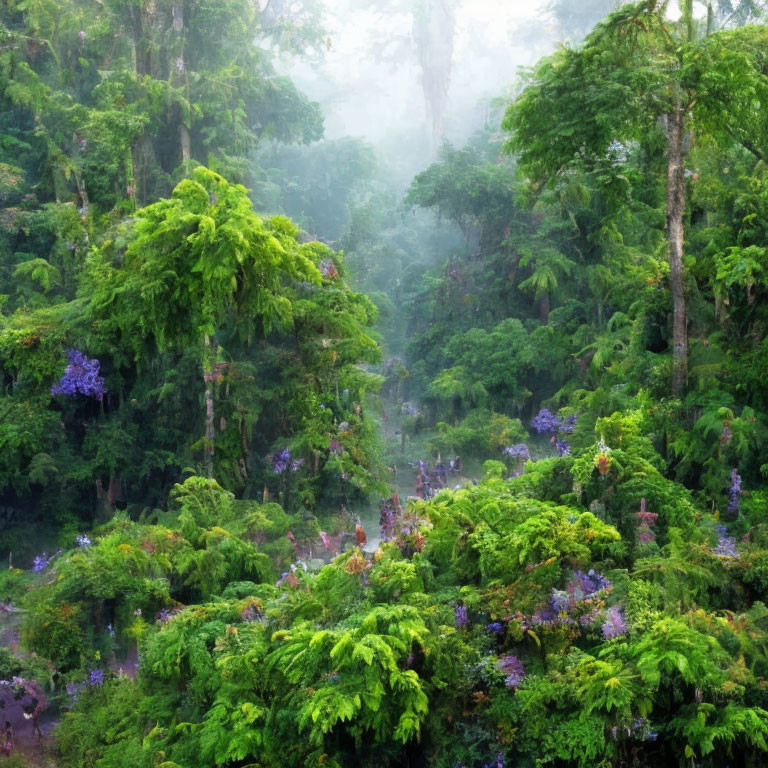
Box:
(713, 525), (740, 559)
(727, 469), (742, 517)
(273, 449), (291, 474)
(504, 444), (530, 460)
(31, 551), (62, 573)
(602, 606), (627, 639)
(504, 443), (530, 475)
(454, 603), (469, 628)
(497, 655), (526, 687)
(88, 669), (105, 687)
(51, 349), (106, 400)
(531, 409), (577, 457)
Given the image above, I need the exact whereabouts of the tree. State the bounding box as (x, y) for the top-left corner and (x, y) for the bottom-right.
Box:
(503, 0), (768, 395)
(88, 167), (320, 476)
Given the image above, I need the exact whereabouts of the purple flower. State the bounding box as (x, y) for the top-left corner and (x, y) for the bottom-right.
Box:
(551, 589), (572, 613)
(574, 569), (611, 596)
(32, 554), (50, 573)
(532, 606), (557, 626)
(532, 409), (561, 435)
(454, 603), (469, 628)
(51, 350), (106, 400)
(88, 669), (105, 687)
(602, 606), (627, 639)
(329, 439), (343, 454)
(497, 655), (526, 687)
(273, 448), (291, 474)
(78, 30), (86, 41)
(713, 528), (740, 559)
(175, 56), (185, 74)
(504, 444), (530, 460)
(728, 468), (742, 516)
(486, 622), (504, 634)
(290, 458), (305, 472)
(531, 410), (576, 456)
(76, 535), (91, 548)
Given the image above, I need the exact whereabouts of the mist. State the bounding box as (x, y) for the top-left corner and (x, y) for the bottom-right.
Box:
(276, 1), (571, 182)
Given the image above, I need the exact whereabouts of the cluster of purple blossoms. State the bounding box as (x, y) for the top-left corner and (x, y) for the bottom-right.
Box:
(602, 606), (628, 639)
(532, 409), (561, 434)
(713, 525), (740, 559)
(454, 603), (469, 628)
(531, 570), (613, 630)
(504, 444), (530, 476)
(531, 409), (577, 457)
(51, 350), (106, 400)
(728, 469), (742, 516)
(76, 534), (92, 548)
(486, 622), (504, 634)
(273, 449), (292, 474)
(32, 553), (54, 573)
(497, 655), (526, 687)
(504, 444), (530, 460)
(329, 439), (344, 454)
(273, 450), (305, 474)
(88, 669), (105, 687)
(562, 569), (611, 607)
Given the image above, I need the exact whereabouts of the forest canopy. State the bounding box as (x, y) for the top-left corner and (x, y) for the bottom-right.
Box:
(1, 1), (768, 768)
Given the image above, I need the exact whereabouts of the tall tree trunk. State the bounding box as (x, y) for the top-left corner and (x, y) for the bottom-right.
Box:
(539, 293), (550, 322)
(666, 93), (688, 396)
(179, 122), (191, 164)
(203, 334), (215, 478)
(174, 1), (191, 168)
